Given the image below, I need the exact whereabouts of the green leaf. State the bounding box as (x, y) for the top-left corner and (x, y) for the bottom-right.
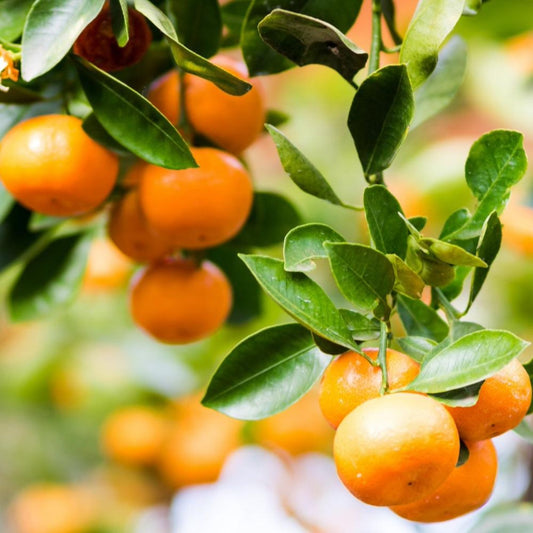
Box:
(325, 243), (395, 318)
(21, 0), (105, 81)
(82, 113), (130, 154)
(463, 0), (487, 16)
(0, 85), (43, 105)
(514, 419), (533, 443)
(0, 103), (30, 140)
(420, 238), (487, 267)
(284, 223), (344, 272)
(387, 254), (425, 299)
(134, 0), (250, 96)
(208, 246), (261, 325)
(441, 265), (470, 302)
(408, 216), (427, 232)
(339, 309), (381, 342)
(266, 125), (353, 208)
(166, 0), (222, 58)
(258, 9), (368, 82)
(202, 323), (329, 420)
(348, 64), (414, 177)
(396, 336), (437, 364)
(74, 57), (196, 170)
(110, 0), (129, 47)
(265, 109), (290, 128)
(0, 0), (34, 41)
(231, 192), (301, 247)
(364, 185), (409, 258)
(412, 36), (468, 129)
(312, 333), (350, 355)
(430, 382), (484, 407)
(0, 184), (14, 224)
(221, 0), (250, 46)
(440, 208), (471, 240)
(397, 294), (449, 342)
(9, 233), (91, 322)
(468, 212), (501, 309)
(400, 0), (465, 89)
(240, 254), (360, 351)
(29, 213), (66, 232)
(0, 203), (43, 273)
(456, 440), (470, 467)
(242, 0), (363, 76)
(452, 130), (527, 240)
(407, 330), (529, 393)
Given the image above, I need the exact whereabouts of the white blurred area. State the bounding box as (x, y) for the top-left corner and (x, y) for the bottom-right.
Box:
(134, 430), (531, 533)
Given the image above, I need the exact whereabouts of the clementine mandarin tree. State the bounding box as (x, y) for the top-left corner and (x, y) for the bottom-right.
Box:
(1, 0), (533, 527)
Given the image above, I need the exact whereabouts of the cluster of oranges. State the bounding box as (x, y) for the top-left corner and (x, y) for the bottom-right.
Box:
(0, 0), (267, 345)
(318, 347), (532, 523)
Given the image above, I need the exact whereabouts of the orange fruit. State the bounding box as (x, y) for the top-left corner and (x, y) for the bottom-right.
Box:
(159, 399), (243, 488)
(0, 114), (118, 216)
(101, 406), (168, 466)
(148, 55), (265, 154)
(447, 358), (532, 442)
(253, 388), (334, 455)
(319, 347), (420, 428)
(8, 484), (96, 533)
(390, 439), (498, 522)
(83, 237), (132, 292)
(73, 3), (152, 72)
(334, 393), (460, 507)
(139, 147), (253, 249)
(129, 257), (232, 344)
(501, 203), (533, 256)
(108, 188), (174, 262)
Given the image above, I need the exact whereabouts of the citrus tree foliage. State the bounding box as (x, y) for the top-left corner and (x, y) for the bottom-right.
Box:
(0, 0), (530, 434)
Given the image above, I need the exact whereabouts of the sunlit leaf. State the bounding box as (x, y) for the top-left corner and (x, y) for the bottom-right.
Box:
(400, 0), (465, 89)
(74, 57), (196, 170)
(202, 323), (330, 420)
(284, 223), (344, 272)
(396, 336), (437, 363)
(407, 330), (528, 393)
(240, 254), (360, 350)
(325, 243), (394, 318)
(21, 0), (105, 81)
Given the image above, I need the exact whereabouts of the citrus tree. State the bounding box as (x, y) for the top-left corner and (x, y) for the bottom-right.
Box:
(1, 0), (533, 526)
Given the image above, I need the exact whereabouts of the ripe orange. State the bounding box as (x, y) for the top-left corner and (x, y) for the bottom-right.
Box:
(8, 484), (96, 533)
(159, 399), (243, 488)
(390, 439), (498, 522)
(253, 387), (334, 455)
(130, 258), (232, 344)
(148, 55), (265, 154)
(139, 147), (253, 249)
(73, 3), (152, 72)
(0, 114), (118, 216)
(83, 237), (132, 292)
(334, 393), (460, 507)
(447, 358), (532, 442)
(108, 188), (174, 262)
(101, 406), (168, 466)
(319, 347), (420, 428)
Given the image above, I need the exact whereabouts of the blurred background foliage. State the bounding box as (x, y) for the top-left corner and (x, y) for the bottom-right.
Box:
(2, 0), (533, 531)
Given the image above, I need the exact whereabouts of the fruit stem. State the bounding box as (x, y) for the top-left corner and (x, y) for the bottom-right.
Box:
(368, 0), (383, 75)
(378, 320), (389, 395)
